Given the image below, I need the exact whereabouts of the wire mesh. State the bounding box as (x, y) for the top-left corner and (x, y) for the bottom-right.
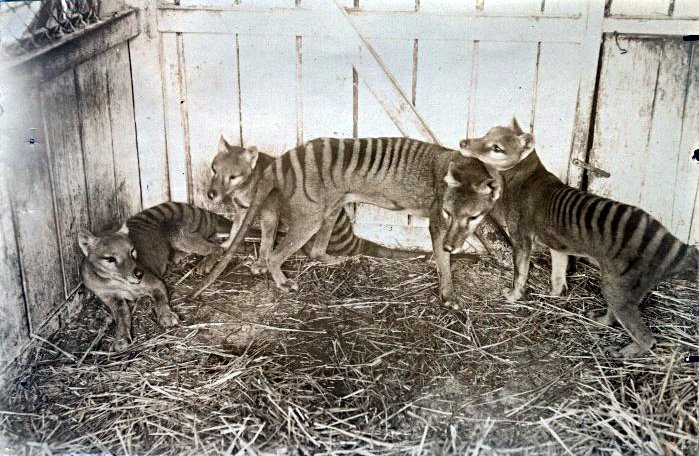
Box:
(0, 0), (101, 59)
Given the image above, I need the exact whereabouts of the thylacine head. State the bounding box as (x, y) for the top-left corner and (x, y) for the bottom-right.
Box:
(441, 159), (501, 252)
(78, 225), (146, 294)
(207, 135), (259, 206)
(459, 117), (535, 172)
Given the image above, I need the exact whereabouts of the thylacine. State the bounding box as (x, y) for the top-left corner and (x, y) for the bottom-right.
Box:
(193, 137), (501, 309)
(207, 136), (434, 262)
(79, 202), (232, 350)
(459, 118), (698, 357)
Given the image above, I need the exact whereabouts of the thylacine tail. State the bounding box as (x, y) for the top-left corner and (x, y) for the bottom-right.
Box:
(192, 166), (274, 297)
(671, 243), (698, 280)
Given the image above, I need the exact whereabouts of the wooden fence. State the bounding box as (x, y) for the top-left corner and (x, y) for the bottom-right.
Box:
(0, 0), (697, 373)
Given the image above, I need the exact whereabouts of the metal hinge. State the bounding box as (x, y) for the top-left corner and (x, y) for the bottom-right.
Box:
(572, 159), (610, 178)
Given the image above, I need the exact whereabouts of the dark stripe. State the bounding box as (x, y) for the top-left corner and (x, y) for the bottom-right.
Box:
(556, 188), (575, 228)
(140, 210), (161, 224)
(343, 139), (356, 170)
(582, 197), (602, 233)
(386, 138), (399, 172)
(193, 208), (205, 233)
(365, 138), (378, 173)
(573, 194), (593, 232)
(160, 202), (175, 220)
(614, 209), (644, 259)
(653, 233), (678, 269)
(373, 138), (388, 178)
(314, 141), (326, 190)
(664, 241), (688, 275)
(608, 204), (628, 248)
(566, 193), (585, 231)
(328, 138), (340, 187)
(595, 200), (614, 234)
(355, 138), (368, 171)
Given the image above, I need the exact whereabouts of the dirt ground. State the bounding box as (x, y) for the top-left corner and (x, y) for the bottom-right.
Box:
(1, 244), (697, 455)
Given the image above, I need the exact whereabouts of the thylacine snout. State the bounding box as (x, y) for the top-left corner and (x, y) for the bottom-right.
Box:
(441, 162), (500, 253)
(459, 119), (535, 171)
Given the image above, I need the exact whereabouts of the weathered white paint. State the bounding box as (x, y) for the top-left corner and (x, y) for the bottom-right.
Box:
(157, 7), (587, 42)
(181, 33), (240, 211)
(124, 0), (171, 207)
(470, 41), (538, 136)
(359, 0), (416, 11)
(679, 45), (699, 243)
(533, 42), (582, 182)
(42, 70), (91, 297)
(588, 37), (698, 243)
(609, 0), (669, 17)
(482, 0), (543, 15)
(161, 32), (191, 203)
(603, 17), (699, 35)
(238, 34), (298, 155)
(674, 0), (699, 18)
(567, 0), (605, 188)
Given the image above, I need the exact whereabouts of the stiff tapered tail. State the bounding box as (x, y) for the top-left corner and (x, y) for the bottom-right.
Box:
(191, 166), (267, 298)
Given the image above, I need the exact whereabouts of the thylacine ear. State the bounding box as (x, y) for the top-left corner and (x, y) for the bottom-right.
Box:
(518, 132), (535, 155)
(78, 229), (97, 256)
(240, 145), (259, 169)
(510, 117), (524, 135)
(217, 135), (231, 155)
(475, 178), (501, 200)
(117, 223), (129, 235)
(443, 162), (461, 188)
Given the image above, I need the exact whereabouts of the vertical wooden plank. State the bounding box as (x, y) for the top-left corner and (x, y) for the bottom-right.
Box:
(182, 33), (241, 210)
(567, 0), (605, 188)
(482, 0), (543, 15)
(609, 0), (670, 16)
(238, 34), (297, 155)
(587, 38), (661, 205)
(161, 32), (190, 202)
(76, 50), (119, 231)
(3, 72), (66, 331)
(42, 70), (91, 296)
(0, 167), (30, 371)
(533, 42), (582, 182)
(470, 41), (538, 137)
(677, 44), (699, 242)
(673, 0), (699, 17)
(241, 0), (296, 6)
(124, 0), (171, 207)
(302, 36), (354, 139)
(415, 39), (471, 149)
(107, 43), (143, 219)
(640, 40), (690, 233)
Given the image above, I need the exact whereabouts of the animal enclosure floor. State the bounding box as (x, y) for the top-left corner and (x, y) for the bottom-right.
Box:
(1, 246), (697, 455)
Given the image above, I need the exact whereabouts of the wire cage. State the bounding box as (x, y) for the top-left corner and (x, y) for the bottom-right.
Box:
(0, 0), (101, 59)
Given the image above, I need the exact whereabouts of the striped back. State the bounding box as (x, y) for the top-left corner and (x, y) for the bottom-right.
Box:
(126, 202), (229, 239)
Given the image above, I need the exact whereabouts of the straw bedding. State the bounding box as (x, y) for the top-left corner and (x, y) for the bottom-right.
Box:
(1, 242), (696, 455)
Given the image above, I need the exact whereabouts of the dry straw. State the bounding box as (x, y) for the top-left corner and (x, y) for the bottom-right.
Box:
(1, 244), (696, 455)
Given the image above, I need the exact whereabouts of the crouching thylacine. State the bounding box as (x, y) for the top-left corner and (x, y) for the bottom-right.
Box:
(193, 137), (502, 309)
(79, 202), (232, 351)
(460, 118), (698, 357)
(207, 136), (428, 260)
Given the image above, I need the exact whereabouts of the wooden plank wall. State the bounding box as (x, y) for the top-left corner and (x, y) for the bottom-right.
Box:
(609, 0), (699, 17)
(588, 37), (698, 244)
(157, 0), (589, 249)
(0, 42), (143, 372)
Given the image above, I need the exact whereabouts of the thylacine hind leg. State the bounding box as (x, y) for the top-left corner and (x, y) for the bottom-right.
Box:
(251, 192), (281, 276)
(170, 230), (224, 274)
(308, 208), (344, 265)
(597, 275), (656, 357)
(266, 215), (323, 292)
(549, 249), (569, 296)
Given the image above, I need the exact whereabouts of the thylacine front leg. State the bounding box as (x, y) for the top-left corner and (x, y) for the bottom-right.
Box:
(428, 216), (457, 310)
(148, 280), (179, 328)
(101, 295), (132, 351)
(504, 232), (532, 302)
(250, 191), (281, 275)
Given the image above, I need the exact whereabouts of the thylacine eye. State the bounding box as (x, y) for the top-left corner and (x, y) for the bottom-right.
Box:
(212, 166), (217, 174)
(467, 213), (482, 222)
(104, 256), (117, 263)
(492, 144), (503, 153)
(229, 175), (236, 182)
